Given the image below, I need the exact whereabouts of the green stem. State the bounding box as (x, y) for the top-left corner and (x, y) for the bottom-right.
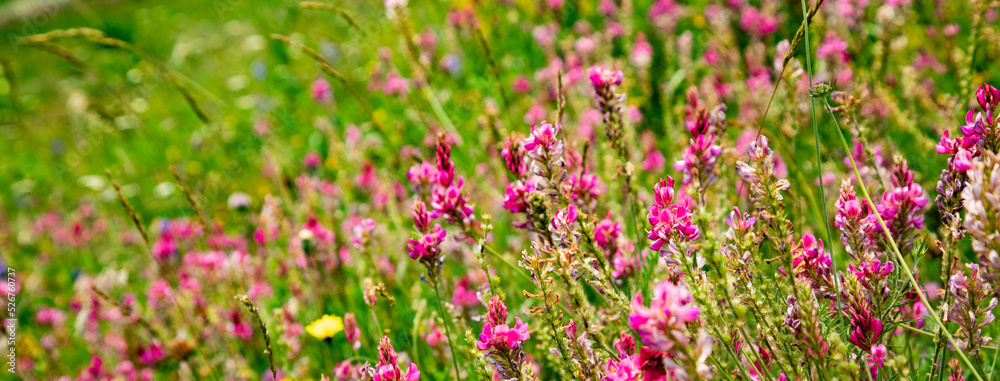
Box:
(798, 0), (845, 329)
(432, 279), (464, 381)
(826, 98), (984, 381)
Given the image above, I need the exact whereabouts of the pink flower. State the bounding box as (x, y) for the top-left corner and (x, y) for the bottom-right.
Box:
(344, 313), (361, 350)
(849, 259), (894, 290)
(588, 64), (623, 88)
(451, 277), (480, 307)
(382, 72), (411, 97)
(524, 121), (562, 154)
(866, 344), (888, 378)
(594, 212), (623, 248)
(476, 295), (530, 351)
(647, 177), (700, 258)
(631, 33), (653, 68)
(407, 162), (438, 190)
(511, 76), (531, 94)
(549, 204), (579, 235)
(502, 180), (536, 213)
(628, 281), (700, 352)
(407, 225), (446, 260)
(816, 32), (849, 63)
(311, 78), (333, 104)
(374, 337), (420, 381)
(740, 7), (779, 37)
(303, 152), (322, 170)
(725, 207), (756, 231)
(567, 171), (606, 204)
(648, 0), (681, 31)
(847, 303), (884, 350)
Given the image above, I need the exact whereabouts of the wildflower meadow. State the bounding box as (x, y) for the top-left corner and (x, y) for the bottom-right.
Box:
(3, 0), (1000, 379)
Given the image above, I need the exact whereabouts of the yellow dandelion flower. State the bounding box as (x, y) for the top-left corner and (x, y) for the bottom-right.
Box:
(306, 314), (344, 340)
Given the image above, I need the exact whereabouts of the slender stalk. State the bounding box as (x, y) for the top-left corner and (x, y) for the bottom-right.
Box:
(235, 295), (277, 381)
(737, 0), (825, 196)
(432, 279), (464, 381)
(798, 0), (845, 326)
(299, 2), (367, 36)
(826, 98), (984, 381)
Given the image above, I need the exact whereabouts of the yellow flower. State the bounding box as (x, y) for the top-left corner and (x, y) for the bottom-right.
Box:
(306, 314), (344, 340)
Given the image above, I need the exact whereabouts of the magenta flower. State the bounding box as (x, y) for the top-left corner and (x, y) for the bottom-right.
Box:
(511, 76), (531, 94)
(549, 204), (579, 238)
(502, 180), (536, 214)
(344, 313), (361, 351)
(876, 159), (928, 253)
(791, 234), (836, 299)
(429, 134), (475, 227)
(406, 225), (446, 260)
(847, 301), (884, 351)
(849, 259), (894, 290)
(588, 64), (623, 88)
(524, 121), (562, 155)
(310, 78), (333, 105)
(567, 170), (606, 206)
(138, 343), (165, 364)
(374, 337), (420, 381)
(647, 177), (700, 259)
(412, 199), (431, 233)
(476, 295), (530, 379)
(595, 212), (623, 248)
(628, 280), (700, 352)
(500, 134), (528, 178)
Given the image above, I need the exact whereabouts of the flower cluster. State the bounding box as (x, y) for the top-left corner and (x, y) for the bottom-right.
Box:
(588, 64), (629, 158)
(371, 337), (421, 381)
(963, 151), (1000, 269)
(876, 158), (928, 254)
(962, 83), (1000, 152)
(628, 281), (712, 378)
(946, 263), (997, 354)
(646, 176), (700, 260)
(475, 295), (531, 379)
(407, 200), (447, 279)
(428, 134), (475, 229)
(674, 87), (726, 189)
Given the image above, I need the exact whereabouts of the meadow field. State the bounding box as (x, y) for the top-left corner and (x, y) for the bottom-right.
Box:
(1, 0), (1000, 379)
